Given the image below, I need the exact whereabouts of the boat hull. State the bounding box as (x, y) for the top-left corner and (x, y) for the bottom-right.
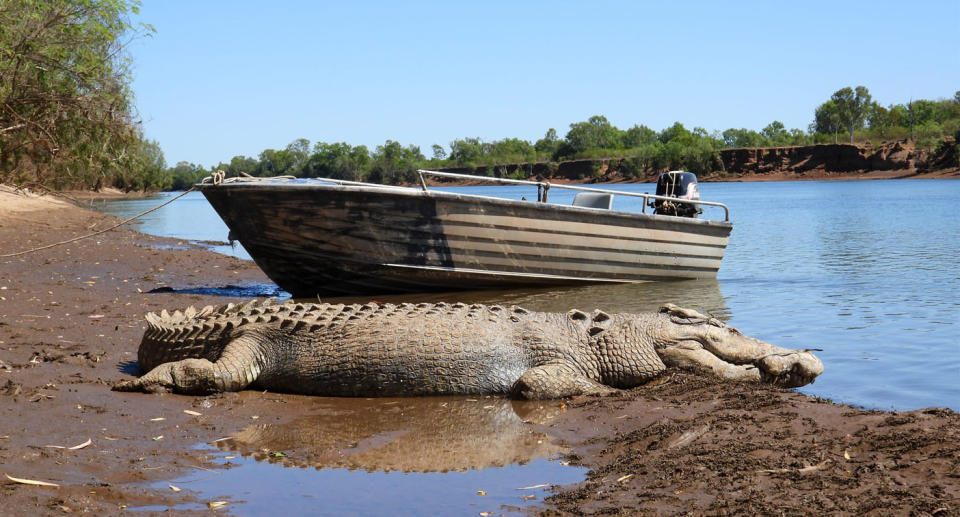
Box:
(200, 182), (732, 297)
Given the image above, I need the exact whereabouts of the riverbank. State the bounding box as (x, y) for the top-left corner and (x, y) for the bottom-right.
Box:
(1, 188), (957, 515)
(432, 139), (960, 185)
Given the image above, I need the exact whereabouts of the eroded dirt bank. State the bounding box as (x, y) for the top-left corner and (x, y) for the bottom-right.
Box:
(434, 139), (960, 183)
(0, 188), (957, 515)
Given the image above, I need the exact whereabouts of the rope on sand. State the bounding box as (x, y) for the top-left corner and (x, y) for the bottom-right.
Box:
(1, 171), (295, 258)
(0, 187), (197, 258)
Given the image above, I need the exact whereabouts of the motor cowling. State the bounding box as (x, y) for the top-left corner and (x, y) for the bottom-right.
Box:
(651, 171), (702, 218)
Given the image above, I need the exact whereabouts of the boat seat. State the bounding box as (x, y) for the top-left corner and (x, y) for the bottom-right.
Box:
(572, 192), (613, 209)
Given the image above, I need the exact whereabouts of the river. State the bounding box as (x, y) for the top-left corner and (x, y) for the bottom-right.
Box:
(94, 178), (959, 514)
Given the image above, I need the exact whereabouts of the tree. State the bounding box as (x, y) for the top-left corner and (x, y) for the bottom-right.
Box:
(813, 100), (843, 143)
(622, 124), (657, 148)
(564, 115), (621, 154)
(369, 140), (424, 184)
(867, 103), (890, 137)
(658, 122), (693, 145)
(722, 128), (768, 148)
(431, 144), (446, 160)
(303, 142), (370, 181)
(226, 155), (259, 176)
(830, 86), (872, 142)
(168, 161), (205, 190)
(0, 0), (154, 188)
(534, 128), (559, 157)
(284, 138), (311, 174)
(448, 137), (487, 165)
(761, 121), (790, 146)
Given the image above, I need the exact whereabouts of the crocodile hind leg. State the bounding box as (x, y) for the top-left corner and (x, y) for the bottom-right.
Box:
(113, 330), (269, 395)
(510, 362), (617, 400)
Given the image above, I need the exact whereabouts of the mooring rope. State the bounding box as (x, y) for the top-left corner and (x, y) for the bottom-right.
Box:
(2, 172), (298, 258)
(1, 186), (197, 258)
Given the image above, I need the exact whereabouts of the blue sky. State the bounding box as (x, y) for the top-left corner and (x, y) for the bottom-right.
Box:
(130, 1), (960, 167)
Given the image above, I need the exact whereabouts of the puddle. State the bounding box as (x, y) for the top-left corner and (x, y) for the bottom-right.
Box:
(147, 283), (288, 298)
(133, 397), (584, 515)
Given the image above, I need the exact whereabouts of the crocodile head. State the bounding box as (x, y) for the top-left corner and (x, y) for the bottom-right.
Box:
(649, 304), (824, 388)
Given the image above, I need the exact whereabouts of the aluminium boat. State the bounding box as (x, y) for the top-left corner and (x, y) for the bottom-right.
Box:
(198, 170), (732, 297)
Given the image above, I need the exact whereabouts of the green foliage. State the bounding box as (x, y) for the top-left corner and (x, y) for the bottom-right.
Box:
(622, 124), (657, 148)
(534, 128), (560, 157)
(368, 140), (424, 185)
(0, 0), (159, 190)
(303, 142), (370, 181)
(831, 86), (873, 143)
(196, 88), (960, 189)
(167, 161), (206, 190)
(565, 115), (622, 154)
(813, 100), (843, 142)
(722, 128), (767, 148)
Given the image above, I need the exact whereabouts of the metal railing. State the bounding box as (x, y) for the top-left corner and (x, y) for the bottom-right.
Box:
(416, 169), (730, 222)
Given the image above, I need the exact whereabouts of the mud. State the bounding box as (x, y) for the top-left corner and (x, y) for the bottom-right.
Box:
(0, 187), (957, 515)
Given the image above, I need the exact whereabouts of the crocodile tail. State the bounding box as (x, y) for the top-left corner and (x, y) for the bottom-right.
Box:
(138, 304), (235, 371)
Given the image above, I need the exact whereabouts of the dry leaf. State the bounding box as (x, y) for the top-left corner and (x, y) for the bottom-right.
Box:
(152, 435), (163, 441)
(150, 417), (165, 422)
(5, 474), (60, 487)
(616, 474), (634, 483)
(69, 438), (92, 450)
(43, 438), (91, 450)
(843, 450), (851, 460)
(476, 490), (487, 496)
(168, 484), (181, 492)
(208, 501), (229, 509)
(183, 410), (202, 416)
(516, 483), (550, 490)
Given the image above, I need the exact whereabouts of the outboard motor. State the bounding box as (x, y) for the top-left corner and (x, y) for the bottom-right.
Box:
(651, 171), (702, 218)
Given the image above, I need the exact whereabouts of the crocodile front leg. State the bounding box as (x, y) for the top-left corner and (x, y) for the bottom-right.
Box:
(114, 330), (269, 394)
(510, 362), (617, 400)
(657, 344), (762, 382)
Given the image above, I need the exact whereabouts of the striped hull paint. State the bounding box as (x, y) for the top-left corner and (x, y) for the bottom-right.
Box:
(200, 182), (732, 297)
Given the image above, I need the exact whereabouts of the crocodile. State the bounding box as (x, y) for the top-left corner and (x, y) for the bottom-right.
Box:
(113, 300), (823, 399)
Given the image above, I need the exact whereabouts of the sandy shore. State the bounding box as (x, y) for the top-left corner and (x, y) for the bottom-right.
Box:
(0, 188), (957, 515)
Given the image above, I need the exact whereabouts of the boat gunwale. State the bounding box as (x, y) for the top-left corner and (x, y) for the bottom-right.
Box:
(197, 180), (734, 230)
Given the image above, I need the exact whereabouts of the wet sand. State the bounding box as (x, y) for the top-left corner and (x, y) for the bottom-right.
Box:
(1, 187), (958, 515)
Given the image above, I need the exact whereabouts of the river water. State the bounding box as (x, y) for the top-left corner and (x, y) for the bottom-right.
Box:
(95, 178), (959, 514)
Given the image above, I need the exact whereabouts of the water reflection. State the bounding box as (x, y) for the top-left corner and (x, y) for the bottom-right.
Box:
(213, 397), (567, 473)
(321, 278), (728, 320)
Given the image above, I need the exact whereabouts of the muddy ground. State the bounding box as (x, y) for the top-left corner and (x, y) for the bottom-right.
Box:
(0, 187), (958, 515)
